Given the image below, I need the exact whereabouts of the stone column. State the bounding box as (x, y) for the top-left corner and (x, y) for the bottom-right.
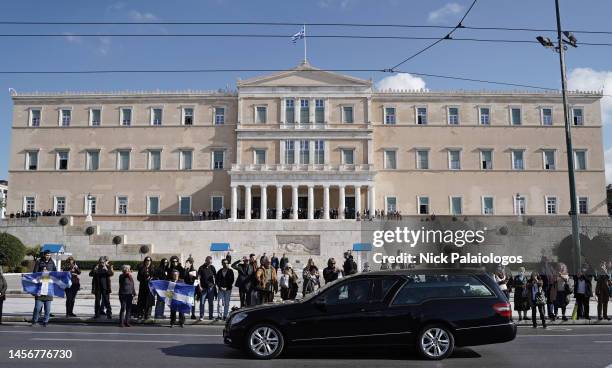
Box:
(368, 185), (376, 213)
(231, 185), (238, 220)
(355, 186), (361, 217)
(292, 185), (299, 220)
(276, 185), (283, 220)
(308, 185), (314, 220)
(245, 185), (252, 220)
(339, 185), (346, 220)
(323, 185), (330, 220)
(261, 184), (267, 220)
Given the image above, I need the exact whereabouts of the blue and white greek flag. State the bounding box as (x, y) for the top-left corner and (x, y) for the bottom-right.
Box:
(149, 280), (196, 314)
(22, 271), (72, 298)
(291, 27), (305, 43)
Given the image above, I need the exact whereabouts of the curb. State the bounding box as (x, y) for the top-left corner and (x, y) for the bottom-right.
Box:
(514, 319), (612, 326)
(1, 315), (227, 326)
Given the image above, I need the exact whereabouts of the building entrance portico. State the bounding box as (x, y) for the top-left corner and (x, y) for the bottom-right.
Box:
(229, 164), (375, 221)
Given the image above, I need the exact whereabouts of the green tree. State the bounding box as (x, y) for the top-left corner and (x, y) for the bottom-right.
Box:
(0, 232), (27, 268)
(26, 245), (41, 262)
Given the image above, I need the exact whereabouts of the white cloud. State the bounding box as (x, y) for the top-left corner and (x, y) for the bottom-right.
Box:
(96, 37), (112, 55)
(568, 68), (612, 183)
(375, 73), (427, 91)
(428, 2), (464, 24)
(129, 10), (159, 21)
(567, 67), (612, 125)
(107, 2), (126, 12)
(62, 32), (81, 44)
(318, 0), (353, 9)
(605, 148), (612, 184)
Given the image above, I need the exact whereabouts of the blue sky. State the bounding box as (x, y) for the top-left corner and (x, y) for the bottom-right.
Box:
(1, 0), (611, 181)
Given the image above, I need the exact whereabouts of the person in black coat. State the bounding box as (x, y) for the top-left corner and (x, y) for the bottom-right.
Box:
(154, 258), (169, 319)
(31, 250), (56, 326)
(197, 256), (216, 320)
(0, 266), (6, 325)
(246, 254), (259, 306)
(168, 256), (184, 278)
(343, 252), (358, 276)
(168, 270), (186, 328)
(279, 254), (289, 271)
(182, 257), (197, 319)
(89, 257), (114, 319)
(574, 271), (593, 320)
(62, 256), (81, 317)
(323, 258), (343, 284)
(216, 259), (235, 320)
(232, 256), (252, 307)
(271, 253), (280, 272)
(136, 256), (155, 320)
(33, 251), (56, 272)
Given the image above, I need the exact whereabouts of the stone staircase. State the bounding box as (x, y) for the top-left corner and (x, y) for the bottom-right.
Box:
(60, 219), (155, 260)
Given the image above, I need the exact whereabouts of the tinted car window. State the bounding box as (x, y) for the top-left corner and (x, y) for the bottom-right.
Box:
(392, 274), (493, 305)
(324, 279), (371, 305)
(372, 278), (398, 302)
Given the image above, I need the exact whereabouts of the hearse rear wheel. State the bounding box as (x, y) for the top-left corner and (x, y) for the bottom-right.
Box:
(246, 324), (284, 360)
(417, 324), (455, 360)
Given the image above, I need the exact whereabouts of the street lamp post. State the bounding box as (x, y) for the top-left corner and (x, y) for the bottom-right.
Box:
(85, 193), (93, 222)
(537, 0), (581, 275)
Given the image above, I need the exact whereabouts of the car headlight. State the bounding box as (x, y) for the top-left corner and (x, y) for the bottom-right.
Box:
(230, 312), (248, 326)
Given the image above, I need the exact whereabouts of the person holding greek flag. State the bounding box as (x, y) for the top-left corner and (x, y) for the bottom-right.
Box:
(22, 270), (72, 327)
(149, 269), (195, 327)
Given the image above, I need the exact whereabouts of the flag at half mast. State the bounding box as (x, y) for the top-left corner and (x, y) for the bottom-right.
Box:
(291, 25), (308, 61)
(291, 26), (305, 43)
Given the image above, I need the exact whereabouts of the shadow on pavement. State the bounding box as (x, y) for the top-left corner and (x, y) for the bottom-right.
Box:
(160, 344), (481, 361)
(161, 344), (245, 359)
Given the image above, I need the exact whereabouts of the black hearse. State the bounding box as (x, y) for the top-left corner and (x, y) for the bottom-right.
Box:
(223, 269), (516, 360)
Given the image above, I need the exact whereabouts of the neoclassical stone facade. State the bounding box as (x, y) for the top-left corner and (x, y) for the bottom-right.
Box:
(6, 61), (606, 220)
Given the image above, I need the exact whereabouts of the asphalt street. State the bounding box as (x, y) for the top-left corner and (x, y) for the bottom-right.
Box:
(0, 323), (611, 368)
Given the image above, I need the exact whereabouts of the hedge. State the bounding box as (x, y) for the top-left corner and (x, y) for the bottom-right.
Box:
(0, 232), (27, 269)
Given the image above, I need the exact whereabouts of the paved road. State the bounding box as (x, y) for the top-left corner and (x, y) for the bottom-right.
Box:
(0, 323), (611, 367)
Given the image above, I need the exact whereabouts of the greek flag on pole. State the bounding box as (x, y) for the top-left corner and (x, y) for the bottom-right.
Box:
(149, 280), (195, 314)
(22, 271), (72, 298)
(291, 27), (305, 43)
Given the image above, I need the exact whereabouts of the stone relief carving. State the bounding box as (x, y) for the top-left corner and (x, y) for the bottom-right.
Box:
(276, 235), (321, 255)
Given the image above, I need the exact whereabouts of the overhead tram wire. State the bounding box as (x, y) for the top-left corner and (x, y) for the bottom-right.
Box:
(388, 0), (478, 71)
(0, 20), (611, 35)
(0, 33), (609, 46)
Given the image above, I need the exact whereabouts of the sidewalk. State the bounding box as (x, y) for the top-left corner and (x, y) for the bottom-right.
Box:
(1, 294), (241, 325)
(2, 294), (610, 326)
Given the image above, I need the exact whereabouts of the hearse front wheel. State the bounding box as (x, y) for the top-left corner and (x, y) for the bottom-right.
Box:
(246, 324), (284, 360)
(417, 324), (455, 360)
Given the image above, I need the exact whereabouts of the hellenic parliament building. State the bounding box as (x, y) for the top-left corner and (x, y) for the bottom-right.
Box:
(2, 62), (608, 267)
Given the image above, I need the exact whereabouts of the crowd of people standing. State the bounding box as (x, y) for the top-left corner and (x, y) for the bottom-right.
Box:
(493, 257), (612, 328)
(19, 250), (360, 328)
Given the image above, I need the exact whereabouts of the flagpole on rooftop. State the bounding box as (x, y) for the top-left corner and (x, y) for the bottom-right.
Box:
(303, 24), (307, 62)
